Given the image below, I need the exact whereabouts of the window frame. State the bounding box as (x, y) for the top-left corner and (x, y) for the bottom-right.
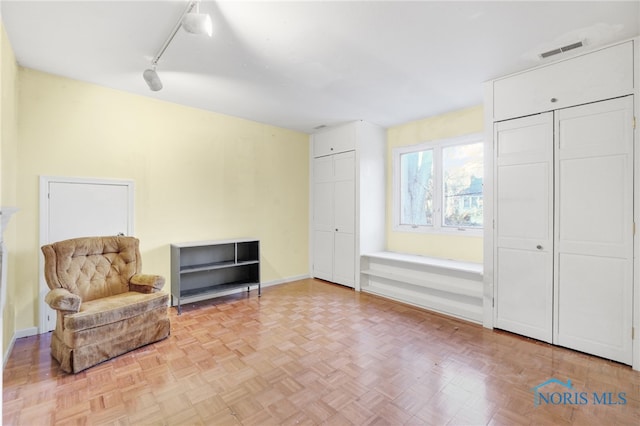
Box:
(392, 132), (484, 236)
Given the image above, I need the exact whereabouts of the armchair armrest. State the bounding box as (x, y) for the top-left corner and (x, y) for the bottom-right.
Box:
(130, 274), (165, 293)
(45, 288), (81, 313)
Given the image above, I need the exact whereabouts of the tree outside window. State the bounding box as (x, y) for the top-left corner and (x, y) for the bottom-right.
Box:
(400, 150), (433, 226)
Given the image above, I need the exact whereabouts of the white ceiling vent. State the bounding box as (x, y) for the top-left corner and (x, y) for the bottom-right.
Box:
(539, 40), (585, 59)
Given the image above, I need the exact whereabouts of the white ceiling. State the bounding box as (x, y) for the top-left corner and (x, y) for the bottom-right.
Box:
(2, 1), (639, 133)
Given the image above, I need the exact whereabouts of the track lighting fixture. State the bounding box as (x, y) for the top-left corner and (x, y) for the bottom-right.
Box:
(143, 67), (162, 91)
(142, 0), (212, 91)
(182, 1), (213, 37)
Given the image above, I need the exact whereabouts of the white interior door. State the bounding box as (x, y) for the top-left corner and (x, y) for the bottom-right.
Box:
(39, 177), (134, 332)
(494, 113), (554, 343)
(554, 96), (634, 364)
(313, 156), (334, 280)
(312, 152), (355, 287)
(333, 152), (355, 287)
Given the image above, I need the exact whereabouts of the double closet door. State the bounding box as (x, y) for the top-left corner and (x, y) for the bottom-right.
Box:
(495, 95), (634, 364)
(313, 151), (356, 287)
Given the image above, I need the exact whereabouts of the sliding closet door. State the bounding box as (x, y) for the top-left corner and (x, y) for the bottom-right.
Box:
(554, 96), (634, 364)
(494, 113), (554, 342)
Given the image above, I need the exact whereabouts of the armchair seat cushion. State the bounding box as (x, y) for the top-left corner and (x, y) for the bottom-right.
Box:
(62, 305), (169, 349)
(64, 291), (168, 333)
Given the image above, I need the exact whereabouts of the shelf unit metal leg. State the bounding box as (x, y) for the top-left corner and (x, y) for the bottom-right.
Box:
(172, 294), (182, 315)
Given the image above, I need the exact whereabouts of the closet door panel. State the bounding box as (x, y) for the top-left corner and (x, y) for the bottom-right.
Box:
(556, 254), (629, 361)
(314, 156), (334, 182)
(494, 113), (554, 343)
(333, 151), (355, 180)
(334, 231), (355, 287)
(333, 151), (356, 234)
(496, 162), (551, 242)
(313, 230), (334, 281)
(313, 181), (333, 232)
(496, 115), (552, 162)
(334, 180), (355, 234)
(496, 247), (553, 341)
(313, 156), (334, 232)
(558, 155), (628, 256)
(554, 96), (633, 365)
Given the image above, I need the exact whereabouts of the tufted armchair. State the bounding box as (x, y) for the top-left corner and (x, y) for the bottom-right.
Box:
(41, 236), (170, 373)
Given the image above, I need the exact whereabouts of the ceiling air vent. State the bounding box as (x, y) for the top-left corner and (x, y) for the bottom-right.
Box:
(539, 40), (584, 59)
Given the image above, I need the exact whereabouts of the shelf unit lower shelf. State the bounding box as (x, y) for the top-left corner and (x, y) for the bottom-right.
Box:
(171, 238), (261, 314)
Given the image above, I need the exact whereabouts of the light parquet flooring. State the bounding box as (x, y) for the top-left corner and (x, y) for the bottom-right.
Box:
(3, 279), (640, 425)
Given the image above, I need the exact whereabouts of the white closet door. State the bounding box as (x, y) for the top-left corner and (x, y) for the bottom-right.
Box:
(495, 113), (554, 342)
(313, 156), (334, 280)
(554, 96), (634, 364)
(333, 151), (355, 287)
(312, 151), (355, 287)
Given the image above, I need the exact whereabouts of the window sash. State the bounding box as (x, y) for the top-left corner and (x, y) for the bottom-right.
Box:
(442, 142), (484, 229)
(393, 133), (483, 235)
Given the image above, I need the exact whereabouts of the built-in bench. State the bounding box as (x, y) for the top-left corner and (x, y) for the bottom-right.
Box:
(359, 252), (483, 323)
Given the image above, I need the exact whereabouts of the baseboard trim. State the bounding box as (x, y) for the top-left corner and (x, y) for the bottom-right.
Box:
(262, 274), (310, 288)
(15, 327), (38, 339)
(3, 327), (38, 369)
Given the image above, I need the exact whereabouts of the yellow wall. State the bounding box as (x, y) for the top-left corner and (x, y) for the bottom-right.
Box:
(386, 105), (484, 263)
(1, 22), (19, 356)
(12, 69), (309, 332)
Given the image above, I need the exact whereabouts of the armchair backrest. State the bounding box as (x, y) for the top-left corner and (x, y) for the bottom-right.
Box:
(42, 236), (142, 302)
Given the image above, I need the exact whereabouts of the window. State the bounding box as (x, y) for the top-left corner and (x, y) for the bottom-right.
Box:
(393, 133), (483, 234)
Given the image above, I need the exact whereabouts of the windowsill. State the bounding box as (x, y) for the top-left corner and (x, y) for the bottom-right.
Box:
(392, 224), (483, 237)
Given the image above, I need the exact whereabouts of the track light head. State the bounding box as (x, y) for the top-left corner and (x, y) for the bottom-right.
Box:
(143, 68), (163, 91)
(182, 12), (213, 37)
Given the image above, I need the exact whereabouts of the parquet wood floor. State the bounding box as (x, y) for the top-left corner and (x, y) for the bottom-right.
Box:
(3, 279), (640, 425)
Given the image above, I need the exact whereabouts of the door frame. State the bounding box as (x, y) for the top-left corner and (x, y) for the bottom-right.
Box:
(38, 176), (135, 333)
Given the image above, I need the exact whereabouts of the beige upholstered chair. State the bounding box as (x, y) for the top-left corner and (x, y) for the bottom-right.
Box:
(41, 236), (170, 373)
